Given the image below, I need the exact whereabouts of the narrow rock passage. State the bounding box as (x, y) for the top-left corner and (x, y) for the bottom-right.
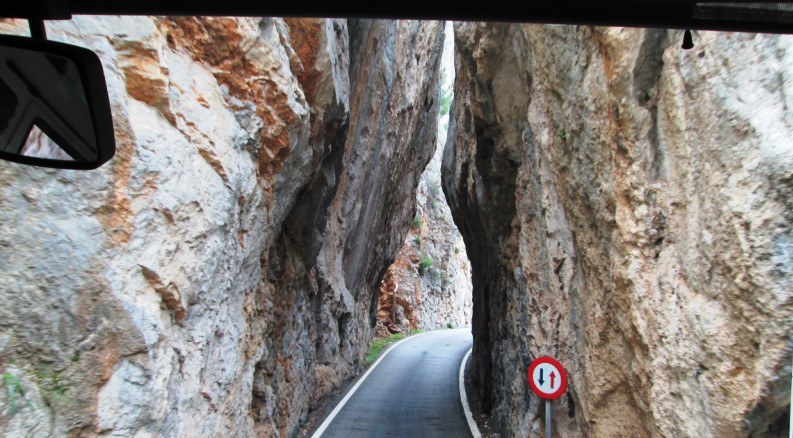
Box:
(314, 329), (473, 437)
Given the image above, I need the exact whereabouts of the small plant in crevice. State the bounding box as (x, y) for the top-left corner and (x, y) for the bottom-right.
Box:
(33, 366), (69, 406)
(439, 69), (454, 118)
(453, 246), (460, 254)
(410, 214), (423, 229)
(413, 235), (422, 245)
(446, 321), (454, 329)
(427, 182), (442, 210)
(418, 255), (433, 275)
(557, 128), (568, 142)
(430, 268), (442, 284)
(429, 182), (442, 198)
(2, 372), (33, 415)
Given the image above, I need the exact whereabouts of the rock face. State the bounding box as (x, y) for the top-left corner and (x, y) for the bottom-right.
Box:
(0, 17), (442, 437)
(376, 136), (473, 334)
(377, 24), (472, 335)
(444, 23), (793, 437)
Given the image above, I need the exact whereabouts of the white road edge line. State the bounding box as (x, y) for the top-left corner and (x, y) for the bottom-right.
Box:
(311, 331), (431, 438)
(460, 347), (482, 438)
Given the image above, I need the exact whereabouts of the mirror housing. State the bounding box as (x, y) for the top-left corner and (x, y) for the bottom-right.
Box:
(0, 34), (115, 169)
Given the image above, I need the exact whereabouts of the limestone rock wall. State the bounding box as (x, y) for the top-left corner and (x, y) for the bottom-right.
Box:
(376, 134), (473, 334)
(377, 23), (472, 335)
(0, 17), (442, 437)
(443, 23), (793, 437)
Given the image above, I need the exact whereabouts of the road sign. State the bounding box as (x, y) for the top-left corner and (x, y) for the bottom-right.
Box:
(527, 356), (567, 400)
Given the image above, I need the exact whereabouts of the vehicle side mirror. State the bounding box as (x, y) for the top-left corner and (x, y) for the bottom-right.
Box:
(0, 34), (115, 169)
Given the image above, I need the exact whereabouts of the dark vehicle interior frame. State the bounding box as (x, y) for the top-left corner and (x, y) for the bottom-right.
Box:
(1, 1), (793, 34)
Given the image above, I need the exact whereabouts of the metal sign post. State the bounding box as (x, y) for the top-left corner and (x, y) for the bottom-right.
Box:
(528, 356), (568, 438)
(545, 399), (551, 438)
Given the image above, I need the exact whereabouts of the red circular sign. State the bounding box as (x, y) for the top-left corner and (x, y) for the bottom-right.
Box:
(527, 356), (568, 400)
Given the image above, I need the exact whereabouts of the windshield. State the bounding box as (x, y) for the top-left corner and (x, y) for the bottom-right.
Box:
(0, 15), (790, 438)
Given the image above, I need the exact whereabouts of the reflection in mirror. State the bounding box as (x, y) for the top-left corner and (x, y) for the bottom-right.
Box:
(20, 124), (74, 161)
(0, 46), (97, 162)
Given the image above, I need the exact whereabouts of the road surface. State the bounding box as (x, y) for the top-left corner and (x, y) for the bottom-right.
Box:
(313, 328), (474, 437)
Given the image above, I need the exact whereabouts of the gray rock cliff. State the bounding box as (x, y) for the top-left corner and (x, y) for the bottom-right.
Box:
(444, 23), (792, 437)
(0, 17), (442, 437)
(377, 23), (473, 335)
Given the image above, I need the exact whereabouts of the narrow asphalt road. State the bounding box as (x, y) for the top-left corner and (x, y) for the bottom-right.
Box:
(313, 328), (474, 438)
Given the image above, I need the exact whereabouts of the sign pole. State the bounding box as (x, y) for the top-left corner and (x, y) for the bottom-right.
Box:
(545, 399), (551, 438)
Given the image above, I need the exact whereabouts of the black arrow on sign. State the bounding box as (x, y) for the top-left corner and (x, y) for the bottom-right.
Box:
(538, 368), (545, 386)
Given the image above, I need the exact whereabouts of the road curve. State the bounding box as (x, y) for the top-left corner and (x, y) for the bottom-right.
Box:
(314, 328), (473, 438)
